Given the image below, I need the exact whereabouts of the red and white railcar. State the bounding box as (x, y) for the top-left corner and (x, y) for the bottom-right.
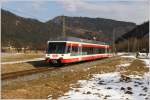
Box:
(45, 37), (112, 65)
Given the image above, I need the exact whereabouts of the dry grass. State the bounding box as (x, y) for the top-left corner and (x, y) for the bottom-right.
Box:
(1, 57), (48, 74)
(1, 63), (35, 74)
(2, 57), (122, 99)
(1, 53), (44, 62)
(2, 56), (149, 99)
(123, 59), (149, 76)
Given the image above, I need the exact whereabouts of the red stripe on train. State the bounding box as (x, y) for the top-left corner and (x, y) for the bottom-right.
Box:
(66, 43), (79, 46)
(66, 43), (110, 48)
(61, 58), (79, 63)
(61, 54), (111, 63)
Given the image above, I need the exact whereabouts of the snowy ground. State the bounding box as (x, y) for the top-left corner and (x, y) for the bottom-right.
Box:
(56, 55), (150, 100)
(140, 59), (150, 68)
(58, 72), (149, 100)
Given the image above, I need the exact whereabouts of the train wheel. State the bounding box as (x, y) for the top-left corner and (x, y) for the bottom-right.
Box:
(52, 59), (64, 67)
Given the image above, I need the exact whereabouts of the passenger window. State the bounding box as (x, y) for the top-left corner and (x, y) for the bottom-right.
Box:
(82, 47), (88, 55)
(71, 46), (79, 56)
(98, 48), (105, 53)
(67, 46), (71, 53)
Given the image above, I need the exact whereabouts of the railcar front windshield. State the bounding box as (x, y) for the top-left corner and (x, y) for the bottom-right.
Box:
(47, 42), (66, 54)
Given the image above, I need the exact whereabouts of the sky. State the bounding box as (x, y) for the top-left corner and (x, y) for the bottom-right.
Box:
(1, 0), (149, 24)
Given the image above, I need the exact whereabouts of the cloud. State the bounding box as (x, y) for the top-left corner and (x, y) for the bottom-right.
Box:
(31, 1), (46, 11)
(1, 0), (149, 24)
(58, 0), (148, 12)
(58, 0), (149, 24)
(58, 0), (107, 12)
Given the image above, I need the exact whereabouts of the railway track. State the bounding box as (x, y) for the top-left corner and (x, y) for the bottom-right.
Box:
(2, 56), (120, 81)
(1, 67), (56, 80)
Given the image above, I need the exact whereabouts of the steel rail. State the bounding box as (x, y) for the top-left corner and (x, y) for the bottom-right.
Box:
(1, 67), (55, 80)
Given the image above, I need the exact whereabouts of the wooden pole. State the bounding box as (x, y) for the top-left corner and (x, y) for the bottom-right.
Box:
(113, 28), (116, 55)
(62, 15), (66, 37)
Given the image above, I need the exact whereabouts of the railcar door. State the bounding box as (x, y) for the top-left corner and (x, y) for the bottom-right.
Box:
(105, 46), (107, 54)
(78, 44), (82, 61)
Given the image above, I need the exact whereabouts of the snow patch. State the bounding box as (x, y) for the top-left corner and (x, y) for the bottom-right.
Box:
(117, 63), (130, 67)
(57, 72), (149, 100)
(121, 55), (136, 59)
(117, 52), (127, 56)
(138, 53), (150, 59)
(139, 59), (150, 68)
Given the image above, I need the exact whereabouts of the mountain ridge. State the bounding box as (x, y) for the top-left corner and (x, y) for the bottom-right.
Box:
(1, 9), (136, 51)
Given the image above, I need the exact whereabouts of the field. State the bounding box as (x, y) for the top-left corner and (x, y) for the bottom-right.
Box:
(1, 52), (44, 62)
(2, 1), (149, 100)
(1, 52), (45, 74)
(2, 54), (150, 99)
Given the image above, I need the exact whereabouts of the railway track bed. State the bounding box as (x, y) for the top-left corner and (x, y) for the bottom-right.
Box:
(2, 56), (120, 86)
(3, 56), (140, 99)
(2, 67), (55, 80)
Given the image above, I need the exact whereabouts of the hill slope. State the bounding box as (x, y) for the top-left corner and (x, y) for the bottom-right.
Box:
(116, 21), (149, 43)
(49, 16), (136, 42)
(115, 21), (149, 52)
(1, 9), (136, 51)
(1, 9), (62, 50)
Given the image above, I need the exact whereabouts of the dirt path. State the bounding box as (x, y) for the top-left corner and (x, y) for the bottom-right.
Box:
(1, 58), (44, 65)
(1, 60), (48, 74)
(1, 53), (45, 74)
(1, 53), (44, 62)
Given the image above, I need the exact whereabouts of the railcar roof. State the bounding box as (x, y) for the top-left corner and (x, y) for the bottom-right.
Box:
(48, 36), (108, 45)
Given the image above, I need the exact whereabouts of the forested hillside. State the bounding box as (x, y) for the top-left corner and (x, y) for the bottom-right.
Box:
(1, 9), (136, 52)
(50, 16), (136, 42)
(115, 21), (149, 52)
(1, 9), (62, 51)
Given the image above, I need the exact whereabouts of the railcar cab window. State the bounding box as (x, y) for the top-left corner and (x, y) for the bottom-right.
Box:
(47, 42), (66, 54)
